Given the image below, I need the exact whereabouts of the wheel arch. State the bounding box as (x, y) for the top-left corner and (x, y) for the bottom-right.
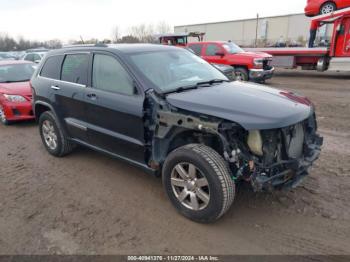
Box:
(152, 127), (226, 168)
(167, 129), (224, 155)
(320, 1), (337, 12)
(34, 101), (55, 121)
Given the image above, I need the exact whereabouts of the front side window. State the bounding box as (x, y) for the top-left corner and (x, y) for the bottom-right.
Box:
(129, 49), (227, 93)
(61, 54), (89, 85)
(92, 54), (135, 95)
(222, 42), (244, 54)
(188, 44), (203, 56)
(40, 55), (63, 80)
(205, 44), (221, 56)
(0, 64), (35, 83)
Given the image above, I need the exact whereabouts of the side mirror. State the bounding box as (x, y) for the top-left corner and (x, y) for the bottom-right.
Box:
(34, 60), (41, 64)
(215, 51), (225, 57)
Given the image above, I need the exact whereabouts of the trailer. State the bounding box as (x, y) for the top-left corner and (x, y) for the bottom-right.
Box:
(246, 7), (350, 72)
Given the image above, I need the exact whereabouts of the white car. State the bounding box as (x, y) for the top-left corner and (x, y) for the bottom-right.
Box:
(21, 51), (47, 63)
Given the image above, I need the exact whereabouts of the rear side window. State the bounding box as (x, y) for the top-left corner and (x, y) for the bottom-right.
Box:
(40, 55), (63, 80)
(188, 44), (202, 56)
(92, 54), (135, 95)
(61, 54), (89, 85)
(205, 44), (221, 56)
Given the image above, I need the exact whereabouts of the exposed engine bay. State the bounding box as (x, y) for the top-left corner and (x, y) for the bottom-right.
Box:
(145, 90), (323, 192)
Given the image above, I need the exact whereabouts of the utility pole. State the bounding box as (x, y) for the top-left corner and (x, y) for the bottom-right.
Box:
(255, 13), (259, 47)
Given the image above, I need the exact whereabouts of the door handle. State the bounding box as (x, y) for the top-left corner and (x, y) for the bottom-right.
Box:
(51, 85), (60, 90)
(87, 93), (97, 100)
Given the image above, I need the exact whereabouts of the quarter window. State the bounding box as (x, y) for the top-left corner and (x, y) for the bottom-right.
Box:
(92, 54), (135, 95)
(205, 44), (221, 56)
(188, 44), (202, 56)
(61, 54), (89, 85)
(40, 55), (63, 80)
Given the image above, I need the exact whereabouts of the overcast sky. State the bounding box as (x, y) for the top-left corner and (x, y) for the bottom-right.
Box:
(0, 0), (307, 42)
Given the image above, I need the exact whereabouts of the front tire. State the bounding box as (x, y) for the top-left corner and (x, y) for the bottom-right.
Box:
(39, 111), (75, 157)
(0, 105), (9, 125)
(162, 144), (235, 223)
(234, 67), (249, 81)
(320, 2), (336, 14)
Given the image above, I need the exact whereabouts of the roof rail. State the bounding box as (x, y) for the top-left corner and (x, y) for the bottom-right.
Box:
(62, 43), (109, 48)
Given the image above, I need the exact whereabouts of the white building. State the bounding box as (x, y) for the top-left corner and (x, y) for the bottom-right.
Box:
(175, 13), (331, 47)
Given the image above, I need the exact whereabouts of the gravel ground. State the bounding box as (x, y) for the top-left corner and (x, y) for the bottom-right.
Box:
(0, 69), (349, 255)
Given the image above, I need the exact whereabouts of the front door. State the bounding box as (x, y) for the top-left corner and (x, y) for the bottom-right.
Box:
(202, 43), (226, 64)
(335, 18), (350, 57)
(84, 52), (146, 164)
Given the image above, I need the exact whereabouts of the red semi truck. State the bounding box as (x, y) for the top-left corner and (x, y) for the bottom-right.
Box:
(246, 7), (350, 72)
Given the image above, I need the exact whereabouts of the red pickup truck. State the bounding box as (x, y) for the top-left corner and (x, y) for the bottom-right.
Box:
(187, 41), (274, 82)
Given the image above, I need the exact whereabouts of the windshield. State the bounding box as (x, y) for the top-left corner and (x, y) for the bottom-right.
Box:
(222, 42), (244, 54)
(129, 50), (228, 93)
(0, 64), (35, 83)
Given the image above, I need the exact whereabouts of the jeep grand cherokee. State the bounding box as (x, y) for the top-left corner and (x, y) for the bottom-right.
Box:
(31, 44), (323, 223)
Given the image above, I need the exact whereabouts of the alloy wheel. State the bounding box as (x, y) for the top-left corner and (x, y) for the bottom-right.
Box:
(321, 3), (335, 14)
(42, 120), (58, 150)
(235, 72), (245, 81)
(0, 106), (7, 124)
(170, 162), (210, 211)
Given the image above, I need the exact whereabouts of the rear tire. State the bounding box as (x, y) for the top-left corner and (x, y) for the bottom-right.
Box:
(320, 2), (336, 14)
(39, 111), (75, 157)
(162, 144), (235, 223)
(234, 67), (249, 81)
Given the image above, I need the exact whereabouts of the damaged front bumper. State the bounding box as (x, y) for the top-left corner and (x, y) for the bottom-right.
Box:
(250, 133), (323, 192)
(249, 67), (275, 82)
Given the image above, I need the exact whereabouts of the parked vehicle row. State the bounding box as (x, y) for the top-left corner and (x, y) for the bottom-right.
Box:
(0, 49), (48, 63)
(26, 44), (322, 223)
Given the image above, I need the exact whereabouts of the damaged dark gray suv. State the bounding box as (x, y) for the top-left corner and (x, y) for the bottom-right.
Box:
(31, 44), (323, 223)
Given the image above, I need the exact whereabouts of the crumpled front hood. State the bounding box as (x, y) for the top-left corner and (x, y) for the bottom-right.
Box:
(166, 82), (313, 130)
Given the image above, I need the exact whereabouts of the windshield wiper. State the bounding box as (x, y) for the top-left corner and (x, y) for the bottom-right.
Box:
(163, 79), (228, 95)
(196, 79), (229, 86)
(163, 85), (199, 95)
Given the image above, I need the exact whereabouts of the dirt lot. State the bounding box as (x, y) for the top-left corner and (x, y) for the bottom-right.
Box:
(0, 69), (349, 255)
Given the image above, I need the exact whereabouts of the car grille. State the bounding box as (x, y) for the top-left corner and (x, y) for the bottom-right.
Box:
(263, 59), (272, 70)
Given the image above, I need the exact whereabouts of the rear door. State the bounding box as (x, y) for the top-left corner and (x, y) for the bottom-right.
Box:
(51, 52), (90, 142)
(202, 43), (226, 64)
(84, 52), (146, 164)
